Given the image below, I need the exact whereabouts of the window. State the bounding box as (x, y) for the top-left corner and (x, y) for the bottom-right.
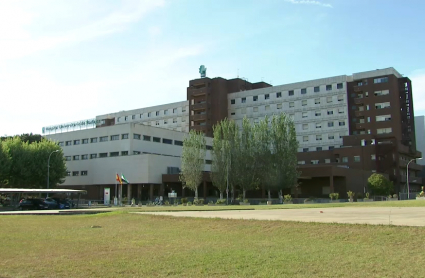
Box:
(81, 171), (88, 176)
(82, 154), (88, 160)
(230, 112), (235, 115)
(117, 117), (121, 122)
(325, 159), (331, 163)
(326, 85), (332, 91)
(328, 134), (334, 140)
(375, 102), (390, 109)
(301, 88), (307, 94)
(73, 155), (79, 160)
(371, 154), (376, 160)
(72, 171), (79, 176)
(374, 90), (390, 96)
(277, 104), (282, 109)
(339, 121), (345, 126)
(122, 134), (129, 139)
(174, 140), (183, 146)
(81, 139), (88, 144)
(182, 107), (187, 112)
(148, 112), (151, 117)
(253, 96), (258, 101)
(110, 152), (119, 157)
(288, 90), (294, 96)
(134, 134), (141, 140)
(252, 107), (258, 112)
(302, 100), (307, 106)
(316, 123), (321, 129)
(133, 151), (141, 155)
(66, 171), (70, 176)
(298, 161), (306, 165)
(276, 92), (282, 98)
(100, 136), (108, 142)
(90, 154), (97, 159)
(265, 105), (271, 111)
(173, 118), (177, 123)
(241, 97), (246, 103)
(377, 128), (392, 134)
(91, 138), (97, 143)
(315, 98), (320, 104)
(342, 157), (348, 163)
(314, 86), (320, 92)
(289, 102), (295, 108)
(316, 147), (322, 151)
(65, 156), (71, 161)
(173, 108), (177, 113)
(99, 153), (107, 158)
(164, 120), (168, 124)
(354, 156), (361, 162)
(65, 141), (72, 146)
(121, 151), (128, 156)
(374, 77), (388, 84)
(316, 135), (322, 141)
(156, 111), (160, 116)
(337, 83), (343, 89)
(163, 138), (172, 144)
(315, 111), (321, 117)
(376, 115), (391, 122)
(311, 160), (319, 165)
(205, 160), (212, 165)
(338, 108), (344, 114)
(265, 94), (270, 100)
(303, 148), (309, 152)
(327, 96), (332, 103)
(155, 121), (159, 126)
(132, 115), (135, 120)
(338, 95), (344, 102)
(140, 114), (143, 118)
(58, 142), (64, 147)
(164, 110), (168, 115)
(303, 136), (309, 142)
(153, 137), (161, 143)
(328, 122), (334, 127)
(231, 99), (235, 104)
(302, 112), (308, 118)
(327, 110), (333, 115)
(302, 124), (308, 130)
(111, 135), (119, 141)
(329, 146), (334, 150)
(143, 135), (151, 141)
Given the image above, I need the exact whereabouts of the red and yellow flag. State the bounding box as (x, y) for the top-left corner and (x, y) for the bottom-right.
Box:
(116, 173), (122, 185)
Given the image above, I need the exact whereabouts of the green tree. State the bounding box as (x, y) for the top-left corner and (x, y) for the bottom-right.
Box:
(179, 130), (206, 199)
(211, 123), (228, 200)
(367, 173), (393, 196)
(0, 141), (11, 186)
(1, 133), (43, 144)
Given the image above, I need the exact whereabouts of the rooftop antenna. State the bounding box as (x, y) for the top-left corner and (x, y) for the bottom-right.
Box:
(237, 68), (239, 78)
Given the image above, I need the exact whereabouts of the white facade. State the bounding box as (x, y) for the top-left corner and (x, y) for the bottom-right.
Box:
(227, 75), (349, 152)
(46, 123), (211, 186)
(96, 101), (190, 132)
(415, 116), (425, 166)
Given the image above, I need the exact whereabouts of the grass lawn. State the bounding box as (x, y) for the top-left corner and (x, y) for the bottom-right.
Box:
(1, 211), (424, 277)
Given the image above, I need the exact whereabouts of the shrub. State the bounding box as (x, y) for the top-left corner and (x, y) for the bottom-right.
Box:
(347, 191), (355, 198)
(283, 194), (292, 202)
(187, 201), (192, 206)
(329, 193), (339, 200)
(208, 200), (214, 205)
(365, 192), (370, 199)
(393, 194), (398, 199)
(367, 173), (393, 196)
(243, 199), (249, 203)
(193, 198), (204, 205)
(164, 200), (170, 205)
(216, 199), (226, 205)
(181, 197), (188, 204)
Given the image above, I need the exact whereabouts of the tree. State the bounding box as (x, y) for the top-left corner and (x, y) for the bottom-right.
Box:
(1, 133), (43, 144)
(179, 130), (206, 199)
(211, 123), (229, 200)
(0, 137), (66, 188)
(367, 173), (393, 196)
(0, 141), (11, 186)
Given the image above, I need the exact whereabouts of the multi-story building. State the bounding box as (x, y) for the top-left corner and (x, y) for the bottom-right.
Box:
(44, 67), (422, 200)
(415, 115), (425, 178)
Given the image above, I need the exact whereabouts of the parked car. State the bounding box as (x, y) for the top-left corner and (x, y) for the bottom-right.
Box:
(18, 199), (49, 210)
(45, 198), (71, 209)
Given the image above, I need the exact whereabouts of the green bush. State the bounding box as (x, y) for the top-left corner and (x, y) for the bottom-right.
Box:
(181, 197), (188, 204)
(365, 192), (370, 199)
(283, 194), (292, 202)
(243, 199), (249, 203)
(329, 193), (339, 200)
(367, 173), (393, 196)
(193, 198), (204, 205)
(347, 191), (355, 198)
(187, 201), (192, 206)
(216, 199), (226, 205)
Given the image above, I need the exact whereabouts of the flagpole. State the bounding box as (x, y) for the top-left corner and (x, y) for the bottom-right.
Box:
(115, 172), (117, 206)
(120, 172), (123, 206)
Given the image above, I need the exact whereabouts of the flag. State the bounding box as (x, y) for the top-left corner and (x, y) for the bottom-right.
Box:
(116, 173), (122, 185)
(121, 174), (130, 184)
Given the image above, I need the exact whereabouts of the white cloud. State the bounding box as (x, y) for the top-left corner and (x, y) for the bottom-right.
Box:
(411, 69), (425, 114)
(0, 0), (165, 61)
(284, 0), (333, 8)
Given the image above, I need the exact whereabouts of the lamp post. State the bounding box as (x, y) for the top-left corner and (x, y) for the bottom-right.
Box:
(407, 157), (422, 200)
(47, 150), (59, 197)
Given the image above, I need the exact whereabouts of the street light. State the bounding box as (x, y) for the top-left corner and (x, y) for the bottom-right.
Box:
(407, 157), (423, 200)
(47, 150), (59, 197)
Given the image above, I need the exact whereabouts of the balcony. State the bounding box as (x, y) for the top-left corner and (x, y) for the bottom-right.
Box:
(355, 110), (365, 117)
(399, 160), (423, 171)
(353, 87), (363, 93)
(354, 98), (364, 105)
(191, 124), (211, 132)
(190, 114), (207, 121)
(400, 175), (422, 184)
(190, 88), (207, 97)
(191, 102), (207, 111)
(355, 123), (367, 130)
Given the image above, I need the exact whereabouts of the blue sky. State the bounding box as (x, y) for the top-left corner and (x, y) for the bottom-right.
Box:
(1, 0), (425, 136)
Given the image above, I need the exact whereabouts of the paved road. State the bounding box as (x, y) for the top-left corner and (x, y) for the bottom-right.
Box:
(137, 207), (425, 227)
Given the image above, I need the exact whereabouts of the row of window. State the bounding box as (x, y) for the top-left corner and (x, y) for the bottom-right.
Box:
(66, 171), (88, 176)
(232, 94), (345, 106)
(60, 134), (184, 146)
(230, 83), (344, 105)
(300, 133), (344, 142)
(299, 121), (346, 130)
(115, 107), (188, 122)
(298, 154), (376, 165)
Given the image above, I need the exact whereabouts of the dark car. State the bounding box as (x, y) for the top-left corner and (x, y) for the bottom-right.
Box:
(45, 198), (71, 209)
(18, 199), (49, 210)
